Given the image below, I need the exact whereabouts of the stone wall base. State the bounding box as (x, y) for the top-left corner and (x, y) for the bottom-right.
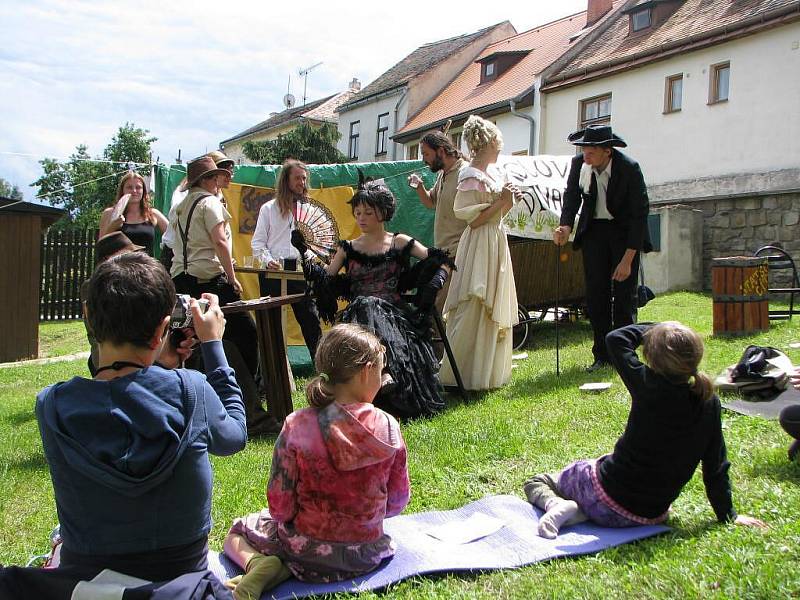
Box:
(649, 169), (800, 289)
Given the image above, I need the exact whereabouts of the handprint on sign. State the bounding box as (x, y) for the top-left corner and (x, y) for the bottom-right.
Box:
(515, 212), (529, 231)
(533, 212), (546, 233)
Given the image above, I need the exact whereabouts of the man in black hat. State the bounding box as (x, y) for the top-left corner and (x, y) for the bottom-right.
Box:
(553, 124), (652, 372)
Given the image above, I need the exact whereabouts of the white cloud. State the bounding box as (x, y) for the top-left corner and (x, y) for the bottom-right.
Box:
(0, 0), (587, 200)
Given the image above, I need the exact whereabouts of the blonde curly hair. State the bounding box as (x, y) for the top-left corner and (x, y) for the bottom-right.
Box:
(463, 115), (503, 157)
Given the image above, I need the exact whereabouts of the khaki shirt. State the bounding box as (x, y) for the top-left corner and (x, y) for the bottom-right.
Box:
(170, 188), (232, 281)
(430, 158), (467, 255)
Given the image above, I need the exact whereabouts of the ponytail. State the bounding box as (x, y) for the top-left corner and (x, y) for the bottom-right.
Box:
(689, 371), (715, 403)
(305, 323), (385, 409)
(305, 375), (336, 409)
(643, 321), (715, 402)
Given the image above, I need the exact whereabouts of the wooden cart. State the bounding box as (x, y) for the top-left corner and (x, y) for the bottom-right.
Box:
(507, 236), (586, 349)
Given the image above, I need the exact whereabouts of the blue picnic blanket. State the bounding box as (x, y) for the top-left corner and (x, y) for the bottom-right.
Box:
(209, 494), (669, 599)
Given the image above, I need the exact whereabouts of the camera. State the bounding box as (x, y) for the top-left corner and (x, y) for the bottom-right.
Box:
(170, 294), (209, 330)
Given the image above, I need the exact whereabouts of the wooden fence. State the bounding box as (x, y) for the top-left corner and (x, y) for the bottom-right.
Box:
(40, 229), (97, 321)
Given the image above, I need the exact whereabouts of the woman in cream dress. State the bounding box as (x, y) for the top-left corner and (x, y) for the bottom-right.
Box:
(440, 115), (520, 390)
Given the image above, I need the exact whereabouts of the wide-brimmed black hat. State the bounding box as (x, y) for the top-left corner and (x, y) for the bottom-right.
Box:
(567, 124), (627, 148)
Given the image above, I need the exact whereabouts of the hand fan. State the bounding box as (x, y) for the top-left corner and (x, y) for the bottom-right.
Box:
(293, 199), (339, 263)
(110, 194), (130, 222)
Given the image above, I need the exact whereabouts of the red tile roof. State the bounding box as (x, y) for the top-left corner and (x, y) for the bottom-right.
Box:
(544, 0), (800, 89)
(338, 22), (513, 111)
(396, 7), (624, 138)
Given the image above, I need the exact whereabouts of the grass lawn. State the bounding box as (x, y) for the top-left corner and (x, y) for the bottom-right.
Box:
(37, 320), (88, 359)
(2, 292), (800, 598)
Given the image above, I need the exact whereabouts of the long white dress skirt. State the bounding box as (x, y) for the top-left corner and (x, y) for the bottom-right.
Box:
(440, 183), (517, 390)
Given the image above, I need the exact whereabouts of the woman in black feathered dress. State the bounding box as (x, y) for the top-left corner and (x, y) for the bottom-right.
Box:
(294, 179), (454, 419)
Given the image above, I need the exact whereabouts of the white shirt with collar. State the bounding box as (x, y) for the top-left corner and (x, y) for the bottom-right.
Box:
(251, 198), (302, 264)
(593, 158), (613, 220)
(579, 157), (614, 220)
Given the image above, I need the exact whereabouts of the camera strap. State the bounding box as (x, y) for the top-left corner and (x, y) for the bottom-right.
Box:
(94, 361), (146, 375)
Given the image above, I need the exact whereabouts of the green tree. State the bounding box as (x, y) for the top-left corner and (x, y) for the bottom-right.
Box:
(242, 121), (347, 165)
(0, 176), (24, 200)
(31, 123), (157, 229)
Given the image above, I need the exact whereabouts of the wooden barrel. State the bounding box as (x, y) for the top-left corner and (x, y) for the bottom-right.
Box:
(711, 256), (769, 336)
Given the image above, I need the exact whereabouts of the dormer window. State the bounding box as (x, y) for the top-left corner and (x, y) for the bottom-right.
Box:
(632, 8), (652, 31)
(476, 50), (530, 85)
(623, 0), (684, 36)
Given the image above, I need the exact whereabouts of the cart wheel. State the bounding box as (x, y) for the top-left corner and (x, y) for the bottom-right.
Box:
(513, 304), (530, 350)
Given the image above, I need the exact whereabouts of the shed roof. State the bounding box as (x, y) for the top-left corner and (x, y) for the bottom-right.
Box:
(0, 198), (65, 227)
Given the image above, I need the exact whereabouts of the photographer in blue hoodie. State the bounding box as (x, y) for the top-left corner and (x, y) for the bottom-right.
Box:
(36, 252), (247, 581)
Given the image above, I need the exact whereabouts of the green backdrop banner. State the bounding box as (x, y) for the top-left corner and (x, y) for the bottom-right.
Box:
(152, 160), (438, 248)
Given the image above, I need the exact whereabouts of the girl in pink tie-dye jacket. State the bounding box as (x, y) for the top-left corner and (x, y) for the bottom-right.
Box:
(224, 324), (410, 599)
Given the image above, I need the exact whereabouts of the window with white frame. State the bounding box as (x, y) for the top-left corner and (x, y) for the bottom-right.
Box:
(407, 143), (419, 160)
(579, 94), (612, 128)
(450, 131), (462, 153)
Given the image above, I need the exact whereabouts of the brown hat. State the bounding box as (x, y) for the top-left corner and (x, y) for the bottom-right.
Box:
(206, 150), (235, 171)
(95, 231), (145, 263)
(186, 156), (228, 189)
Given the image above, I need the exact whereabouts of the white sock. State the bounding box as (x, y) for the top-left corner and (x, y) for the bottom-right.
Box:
(538, 499), (579, 539)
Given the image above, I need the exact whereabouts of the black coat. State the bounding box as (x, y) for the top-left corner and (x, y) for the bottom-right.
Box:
(559, 149), (653, 252)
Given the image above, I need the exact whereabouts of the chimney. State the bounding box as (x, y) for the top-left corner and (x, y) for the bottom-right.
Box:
(587, 0), (612, 26)
(349, 78), (361, 92)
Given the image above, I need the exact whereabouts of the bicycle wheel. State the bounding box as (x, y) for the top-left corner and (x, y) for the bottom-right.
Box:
(512, 304), (530, 350)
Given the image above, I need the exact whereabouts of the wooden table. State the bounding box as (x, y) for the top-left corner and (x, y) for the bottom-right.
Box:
(235, 266), (306, 337)
(222, 294), (304, 422)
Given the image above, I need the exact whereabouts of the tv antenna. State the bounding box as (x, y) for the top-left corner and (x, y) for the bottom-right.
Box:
(283, 74), (295, 109)
(298, 61), (323, 105)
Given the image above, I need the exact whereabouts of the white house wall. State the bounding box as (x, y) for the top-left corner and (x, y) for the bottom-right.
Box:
(540, 21), (800, 187)
(337, 93), (408, 163)
(400, 104), (537, 158)
(221, 123), (296, 164)
(494, 107), (537, 156)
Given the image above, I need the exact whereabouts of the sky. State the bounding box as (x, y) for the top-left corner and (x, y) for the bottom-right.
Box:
(0, 0), (587, 202)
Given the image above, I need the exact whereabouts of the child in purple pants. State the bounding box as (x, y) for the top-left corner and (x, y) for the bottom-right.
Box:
(524, 322), (766, 538)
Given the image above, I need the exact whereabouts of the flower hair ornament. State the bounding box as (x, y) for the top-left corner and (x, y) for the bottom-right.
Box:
(348, 170), (397, 222)
(357, 169), (374, 189)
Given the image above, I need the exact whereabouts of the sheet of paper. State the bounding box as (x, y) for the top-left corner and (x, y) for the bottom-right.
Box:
(426, 512), (505, 544)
